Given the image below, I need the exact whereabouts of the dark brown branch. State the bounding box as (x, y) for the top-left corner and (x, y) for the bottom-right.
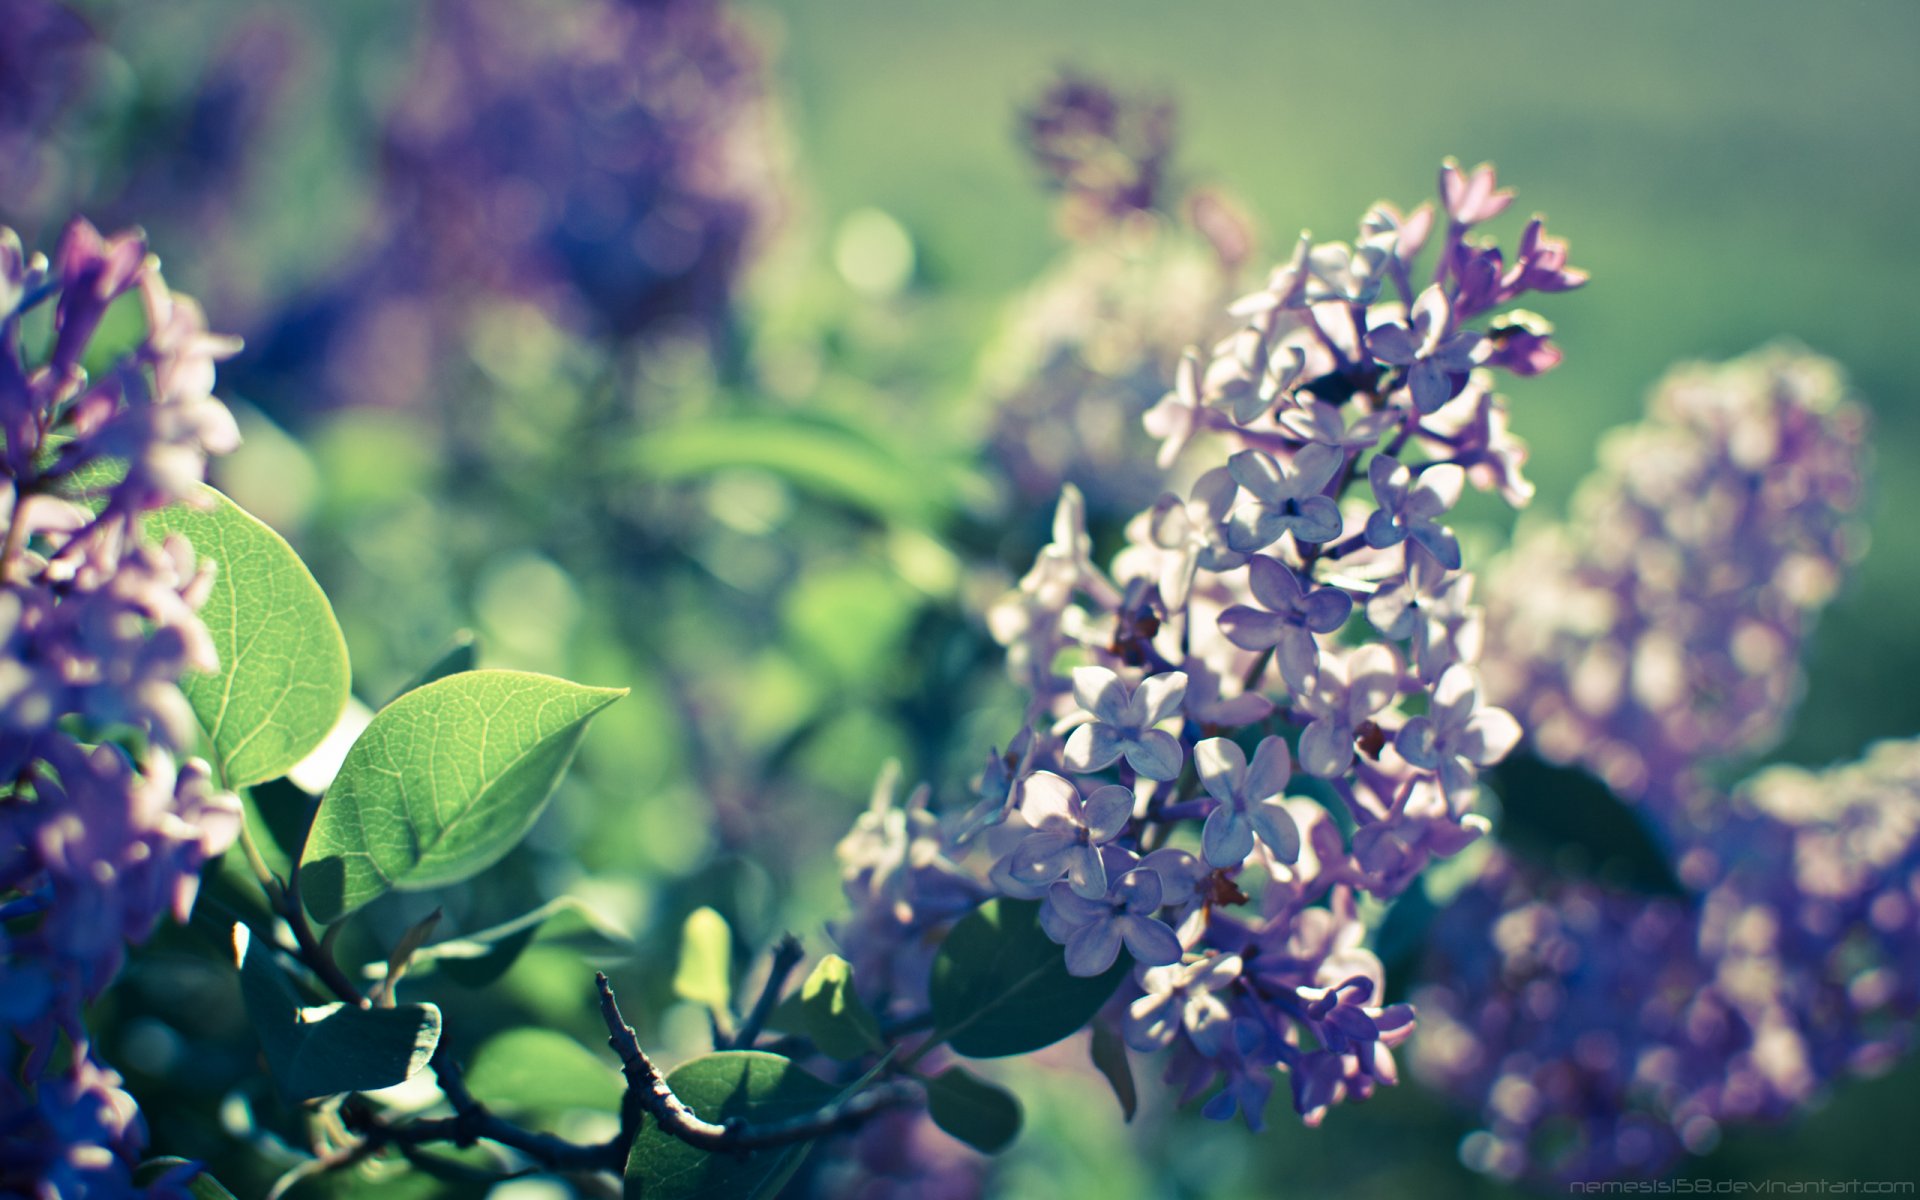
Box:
(282, 867), (367, 1008)
(730, 933), (804, 1049)
(596, 972), (920, 1153)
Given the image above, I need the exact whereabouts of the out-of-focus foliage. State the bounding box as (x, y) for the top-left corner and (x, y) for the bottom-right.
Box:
(7, 0), (1920, 1197)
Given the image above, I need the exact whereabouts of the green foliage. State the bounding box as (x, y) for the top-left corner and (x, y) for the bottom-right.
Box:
(410, 894), (630, 988)
(928, 899), (1130, 1059)
(231, 924), (440, 1103)
(388, 630), (480, 705)
(299, 670), (626, 924)
(924, 1065), (1023, 1153)
(673, 906), (735, 1015)
(147, 485), (351, 788)
(1089, 1023), (1139, 1122)
(793, 954), (882, 1060)
(131, 1158), (237, 1199)
(622, 1051), (838, 1200)
(633, 414), (957, 531)
(465, 1027), (623, 1118)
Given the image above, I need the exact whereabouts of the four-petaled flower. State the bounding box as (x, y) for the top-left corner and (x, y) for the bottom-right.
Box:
(1043, 867), (1183, 976)
(1001, 771), (1133, 899)
(1226, 442), (1344, 552)
(1062, 667), (1189, 781)
(1125, 952), (1243, 1053)
(1364, 454), (1465, 570)
(1195, 735), (1302, 868)
(1439, 158), (1514, 226)
(1366, 285), (1485, 413)
(1283, 644), (1403, 778)
(1395, 664), (1522, 798)
(1218, 554), (1353, 681)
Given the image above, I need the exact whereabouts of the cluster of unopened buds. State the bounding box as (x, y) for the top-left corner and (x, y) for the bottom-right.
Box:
(0, 218), (241, 1194)
(833, 160), (1585, 1126)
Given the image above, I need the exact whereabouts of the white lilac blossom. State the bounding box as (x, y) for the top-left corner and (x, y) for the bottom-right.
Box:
(0, 219), (241, 1191)
(1478, 346), (1866, 810)
(833, 161), (1577, 1128)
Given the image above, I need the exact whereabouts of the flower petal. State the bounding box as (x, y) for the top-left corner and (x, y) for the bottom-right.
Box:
(1290, 495), (1344, 544)
(1065, 920), (1124, 977)
(1194, 737), (1248, 804)
(1125, 728), (1185, 781)
(1299, 718), (1352, 778)
(1072, 666), (1126, 724)
(1083, 784), (1134, 842)
(1202, 805), (1255, 868)
(1246, 554), (1303, 612)
(1138, 671), (1190, 726)
(1018, 770), (1082, 828)
(1249, 798), (1302, 863)
(1007, 831), (1078, 886)
(1064, 724), (1125, 773)
(1064, 844), (1110, 900)
(1118, 915), (1183, 968)
(1244, 736), (1292, 800)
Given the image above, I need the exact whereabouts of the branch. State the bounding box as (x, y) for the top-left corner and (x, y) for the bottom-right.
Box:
(596, 972), (919, 1153)
(730, 933), (804, 1049)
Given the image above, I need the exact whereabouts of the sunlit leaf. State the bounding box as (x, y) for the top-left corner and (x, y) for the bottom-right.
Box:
(147, 485), (351, 788)
(299, 670), (625, 924)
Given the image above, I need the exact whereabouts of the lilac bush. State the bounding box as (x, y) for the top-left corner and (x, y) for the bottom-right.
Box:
(0, 218), (243, 1196)
(830, 159), (1581, 1130)
(1414, 347), (1917, 1185)
(1478, 347), (1866, 811)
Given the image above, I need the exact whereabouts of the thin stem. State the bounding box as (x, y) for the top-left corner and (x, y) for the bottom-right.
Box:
(283, 867), (367, 1008)
(731, 934), (804, 1050)
(597, 972), (918, 1153)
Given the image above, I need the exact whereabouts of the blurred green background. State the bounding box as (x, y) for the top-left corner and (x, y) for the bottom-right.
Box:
(24, 0), (1920, 1195)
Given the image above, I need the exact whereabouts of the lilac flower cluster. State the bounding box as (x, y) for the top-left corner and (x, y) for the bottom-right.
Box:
(1415, 739), (1920, 1184)
(984, 78), (1250, 520)
(1412, 346), (1912, 1183)
(1478, 347), (1866, 810)
(1020, 72), (1175, 237)
(0, 219), (241, 1194)
(240, 0), (782, 417)
(836, 162), (1583, 1126)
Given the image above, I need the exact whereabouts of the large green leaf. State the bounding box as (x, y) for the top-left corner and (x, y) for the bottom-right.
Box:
(923, 1066), (1022, 1154)
(147, 485), (351, 788)
(622, 1052), (836, 1200)
(466, 1027), (623, 1118)
(928, 899), (1129, 1059)
(298, 670), (625, 924)
(232, 924), (440, 1102)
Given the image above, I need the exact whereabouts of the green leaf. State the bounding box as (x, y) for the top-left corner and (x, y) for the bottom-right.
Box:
(632, 415), (956, 531)
(388, 630), (480, 706)
(622, 1052), (837, 1200)
(673, 906), (734, 1014)
(923, 1066), (1022, 1154)
(409, 895), (631, 988)
(1089, 1023), (1139, 1122)
(298, 670), (626, 924)
(147, 485), (351, 789)
(131, 1158), (237, 1199)
(466, 1027), (623, 1117)
(794, 955), (882, 1060)
(237, 776), (317, 880)
(232, 924), (440, 1102)
(928, 899), (1129, 1059)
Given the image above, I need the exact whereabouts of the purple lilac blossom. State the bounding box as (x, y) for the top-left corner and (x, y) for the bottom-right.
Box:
(0, 0), (94, 237)
(237, 0), (783, 415)
(0, 218), (242, 1193)
(830, 161), (1579, 1128)
(984, 74), (1254, 521)
(1478, 346), (1866, 811)
(1417, 737), (1920, 1185)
